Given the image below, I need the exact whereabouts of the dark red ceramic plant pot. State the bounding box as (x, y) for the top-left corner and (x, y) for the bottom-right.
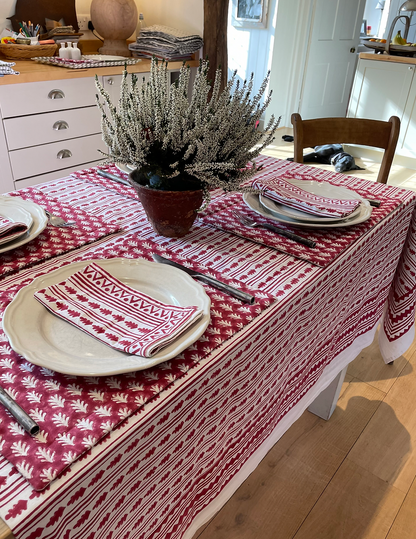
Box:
(130, 183), (203, 238)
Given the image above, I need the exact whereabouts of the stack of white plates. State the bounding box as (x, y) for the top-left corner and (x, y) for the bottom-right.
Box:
(245, 179), (372, 228)
(0, 196), (48, 254)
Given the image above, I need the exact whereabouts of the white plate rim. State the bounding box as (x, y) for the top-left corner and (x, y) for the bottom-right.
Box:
(0, 197), (48, 254)
(243, 192), (372, 228)
(0, 202), (33, 246)
(258, 179), (364, 223)
(115, 163), (135, 174)
(3, 258), (211, 376)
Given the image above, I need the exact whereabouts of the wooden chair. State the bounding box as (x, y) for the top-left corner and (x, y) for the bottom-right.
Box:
(290, 113), (400, 184)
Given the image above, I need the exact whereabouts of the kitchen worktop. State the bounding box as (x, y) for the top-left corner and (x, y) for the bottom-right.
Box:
(359, 52), (416, 65)
(0, 57), (199, 85)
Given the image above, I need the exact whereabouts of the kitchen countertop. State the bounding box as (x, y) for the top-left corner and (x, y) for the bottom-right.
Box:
(0, 57), (199, 85)
(359, 52), (416, 65)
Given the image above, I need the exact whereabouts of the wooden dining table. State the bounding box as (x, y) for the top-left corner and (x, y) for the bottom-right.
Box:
(0, 155), (414, 539)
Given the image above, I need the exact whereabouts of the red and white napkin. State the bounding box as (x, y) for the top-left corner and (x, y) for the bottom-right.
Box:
(34, 262), (203, 358)
(252, 176), (361, 218)
(0, 216), (28, 245)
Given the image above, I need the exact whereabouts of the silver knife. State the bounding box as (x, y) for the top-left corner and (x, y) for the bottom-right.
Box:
(97, 169), (131, 186)
(152, 254), (255, 305)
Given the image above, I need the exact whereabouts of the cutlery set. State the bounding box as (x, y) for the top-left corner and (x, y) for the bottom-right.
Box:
(45, 211), (76, 228)
(231, 210), (316, 248)
(152, 254), (255, 304)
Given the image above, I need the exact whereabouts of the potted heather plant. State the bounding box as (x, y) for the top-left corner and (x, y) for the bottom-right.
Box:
(95, 58), (280, 237)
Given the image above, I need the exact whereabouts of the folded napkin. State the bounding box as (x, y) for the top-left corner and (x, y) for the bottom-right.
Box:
(34, 262), (203, 358)
(252, 176), (361, 218)
(0, 216), (28, 245)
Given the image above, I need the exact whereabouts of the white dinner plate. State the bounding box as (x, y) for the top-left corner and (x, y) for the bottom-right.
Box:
(0, 197), (48, 254)
(0, 202), (33, 246)
(83, 54), (128, 61)
(116, 163), (136, 174)
(3, 258), (211, 376)
(244, 192), (372, 228)
(258, 179), (363, 223)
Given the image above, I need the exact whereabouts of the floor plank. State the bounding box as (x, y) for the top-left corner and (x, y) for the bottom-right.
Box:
(196, 379), (385, 539)
(293, 459), (405, 539)
(386, 477), (416, 539)
(346, 332), (408, 394)
(348, 361), (416, 494)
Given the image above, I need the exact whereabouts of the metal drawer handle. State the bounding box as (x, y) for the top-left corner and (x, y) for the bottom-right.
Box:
(107, 77), (114, 85)
(48, 89), (65, 100)
(53, 120), (69, 131)
(57, 149), (72, 159)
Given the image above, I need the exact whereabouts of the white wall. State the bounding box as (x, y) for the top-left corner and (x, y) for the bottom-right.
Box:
(363, 0), (383, 35)
(0, 0), (16, 33)
(0, 0), (203, 37)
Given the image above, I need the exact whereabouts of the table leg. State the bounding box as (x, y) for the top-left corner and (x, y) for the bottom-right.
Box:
(307, 366), (348, 420)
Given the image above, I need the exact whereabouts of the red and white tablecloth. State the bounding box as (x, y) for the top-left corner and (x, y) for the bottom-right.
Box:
(0, 155), (414, 539)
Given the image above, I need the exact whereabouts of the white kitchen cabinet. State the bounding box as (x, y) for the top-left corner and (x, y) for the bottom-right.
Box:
(100, 73), (150, 107)
(0, 64), (198, 192)
(0, 77), (106, 191)
(348, 59), (415, 121)
(100, 68), (184, 107)
(347, 57), (416, 161)
(397, 68), (416, 158)
(0, 122), (13, 193)
(0, 78), (98, 117)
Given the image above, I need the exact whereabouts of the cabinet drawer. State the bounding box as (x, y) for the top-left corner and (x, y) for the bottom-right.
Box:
(4, 106), (102, 150)
(14, 160), (105, 189)
(9, 134), (107, 180)
(0, 78), (98, 118)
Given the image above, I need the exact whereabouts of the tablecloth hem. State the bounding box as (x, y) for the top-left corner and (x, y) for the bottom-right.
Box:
(181, 318), (382, 539)
(379, 316), (415, 364)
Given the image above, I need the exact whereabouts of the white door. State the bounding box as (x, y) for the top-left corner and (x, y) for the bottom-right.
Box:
(299, 0), (366, 119)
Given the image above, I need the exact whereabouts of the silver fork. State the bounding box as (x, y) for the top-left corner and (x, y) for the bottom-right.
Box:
(231, 210), (316, 248)
(45, 211), (76, 228)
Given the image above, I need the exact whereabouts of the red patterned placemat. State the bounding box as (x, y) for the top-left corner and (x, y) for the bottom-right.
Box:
(0, 240), (273, 491)
(0, 189), (122, 278)
(201, 191), (401, 267)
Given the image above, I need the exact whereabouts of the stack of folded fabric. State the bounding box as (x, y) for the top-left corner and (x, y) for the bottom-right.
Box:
(129, 25), (203, 61)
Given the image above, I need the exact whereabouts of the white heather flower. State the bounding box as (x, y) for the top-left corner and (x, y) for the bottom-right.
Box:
(95, 58), (280, 208)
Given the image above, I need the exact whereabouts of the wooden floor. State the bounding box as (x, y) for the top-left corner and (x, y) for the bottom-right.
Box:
(194, 132), (416, 539)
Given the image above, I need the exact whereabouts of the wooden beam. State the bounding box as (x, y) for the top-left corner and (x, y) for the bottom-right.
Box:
(203, 0), (229, 90)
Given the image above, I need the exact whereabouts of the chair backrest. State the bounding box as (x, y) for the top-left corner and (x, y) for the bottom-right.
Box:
(290, 113), (400, 184)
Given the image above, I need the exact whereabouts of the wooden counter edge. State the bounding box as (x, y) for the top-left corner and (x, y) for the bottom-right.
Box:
(0, 518), (14, 539)
(359, 52), (416, 65)
(0, 58), (199, 85)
